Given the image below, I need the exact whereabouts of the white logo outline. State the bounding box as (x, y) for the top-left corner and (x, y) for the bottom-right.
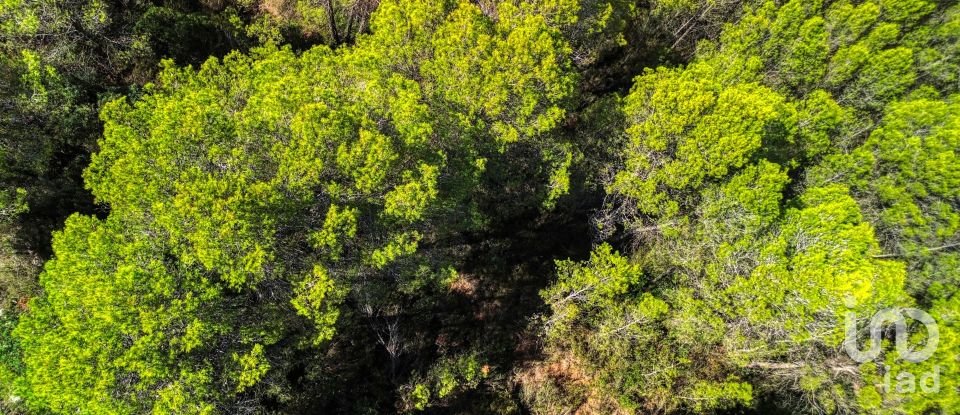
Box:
(843, 307), (939, 363)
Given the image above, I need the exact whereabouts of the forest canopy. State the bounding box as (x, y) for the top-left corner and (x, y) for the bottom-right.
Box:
(0, 0), (957, 414)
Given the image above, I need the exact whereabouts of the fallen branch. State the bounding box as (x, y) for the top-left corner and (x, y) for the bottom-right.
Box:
(872, 242), (960, 259)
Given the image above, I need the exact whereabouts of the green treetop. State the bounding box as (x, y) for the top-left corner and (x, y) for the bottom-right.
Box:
(13, 0), (581, 412)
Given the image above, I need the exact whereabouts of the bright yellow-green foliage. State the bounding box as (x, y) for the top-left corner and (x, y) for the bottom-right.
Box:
(0, 50), (88, 414)
(534, 0), (959, 413)
(889, 295), (960, 414)
(542, 243), (649, 339)
(707, 0), (938, 106)
(232, 344), (270, 392)
(0, 0), (72, 36)
(855, 293), (960, 414)
(541, 183), (911, 413)
(401, 351), (489, 411)
(612, 0), (956, 222)
(423, 2), (573, 147)
(541, 242), (760, 413)
(808, 94), (960, 413)
(14, 0), (578, 412)
(614, 62), (790, 218)
(290, 265), (341, 345)
(813, 96), (960, 263)
(18, 215), (215, 414)
(6, 0), (959, 413)
(738, 185), (907, 342)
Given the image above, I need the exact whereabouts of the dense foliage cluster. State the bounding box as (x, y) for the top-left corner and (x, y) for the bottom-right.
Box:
(0, 0), (957, 414)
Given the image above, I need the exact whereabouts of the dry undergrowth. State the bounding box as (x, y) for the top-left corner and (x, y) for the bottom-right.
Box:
(515, 349), (631, 415)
